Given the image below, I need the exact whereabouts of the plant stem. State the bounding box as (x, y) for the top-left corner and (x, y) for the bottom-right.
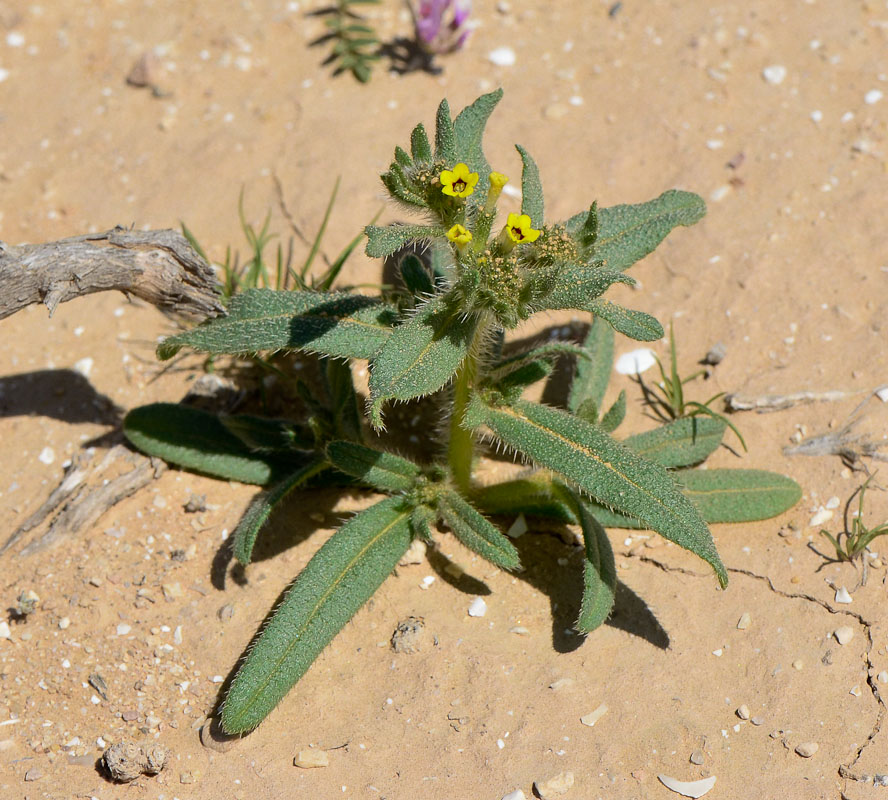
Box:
(448, 320), (488, 493)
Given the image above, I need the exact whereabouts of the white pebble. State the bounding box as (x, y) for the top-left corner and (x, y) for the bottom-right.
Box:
(834, 626), (854, 645)
(736, 612), (752, 630)
(6, 32), (24, 47)
(116, 623), (131, 636)
(580, 704), (608, 727)
(0, 621), (10, 639)
(810, 109), (823, 123)
(762, 65), (787, 85)
(174, 625), (183, 644)
(420, 575), (436, 589)
(568, 95), (583, 106)
(712, 648), (723, 657)
(506, 514), (527, 539)
(38, 447), (55, 465)
(736, 704), (750, 720)
(502, 792), (526, 800)
(58, 617), (70, 630)
(876, 386), (888, 403)
(73, 357), (94, 378)
(795, 741), (818, 758)
(534, 771), (574, 799)
(809, 507), (833, 527)
(90, 695), (101, 704)
(211, 675), (224, 683)
(705, 139), (724, 150)
(825, 496), (840, 509)
(497, 738), (505, 749)
(61, 659), (70, 669)
(865, 89), (884, 105)
(0, 68), (8, 83)
(468, 597), (487, 617)
(657, 774), (717, 798)
(488, 47), (516, 67)
(878, 671), (888, 684)
(850, 684), (862, 697)
(834, 586), (852, 604)
(294, 749), (329, 768)
(615, 348), (656, 375)
(709, 184), (731, 202)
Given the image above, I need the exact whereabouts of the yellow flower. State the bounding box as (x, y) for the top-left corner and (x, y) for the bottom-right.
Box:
(506, 212), (541, 244)
(440, 163), (479, 198)
(484, 171), (509, 212)
(446, 224), (473, 247)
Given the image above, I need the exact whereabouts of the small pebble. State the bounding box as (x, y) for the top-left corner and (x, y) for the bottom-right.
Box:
(506, 514), (527, 539)
(615, 348), (657, 375)
(809, 508), (833, 526)
(38, 447), (55, 465)
(850, 685), (862, 697)
(736, 705), (750, 720)
(750, 716), (764, 726)
(834, 626), (854, 645)
(501, 791), (527, 800)
(488, 47), (516, 67)
(24, 768), (42, 782)
(549, 678), (574, 691)
(509, 626), (529, 635)
(736, 612), (751, 630)
(865, 89), (884, 105)
(0, 621), (11, 639)
(689, 749), (705, 765)
(73, 357), (94, 378)
(834, 586), (852, 604)
(877, 671), (888, 684)
(467, 597), (487, 617)
(294, 749), (329, 768)
(580, 704), (608, 727)
(795, 742), (818, 758)
(117, 623), (131, 636)
(162, 582), (183, 600)
(399, 539), (427, 566)
(533, 771), (574, 798)
(391, 616), (425, 654)
(58, 616), (70, 629)
(762, 65), (787, 85)
(657, 774), (716, 798)
(217, 603), (235, 622)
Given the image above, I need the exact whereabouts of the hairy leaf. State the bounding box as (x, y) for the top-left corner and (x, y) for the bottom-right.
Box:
(434, 98), (457, 163)
(599, 389), (626, 433)
(368, 295), (477, 427)
(410, 122), (433, 162)
(221, 496), (413, 733)
(589, 298), (664, 341)
(472, 471), (578, 524)
(324, 357), (363, 442)
(326, 441), (420, 492)
(438, 490), (521, 570)
(539, 265), (634, 312)
(569, 314), (615, 414)
(157, 290), (397, 360)
(624, 416), (726, 468)
(400, 253), (435, 298)
(516, 145), (544, 227)
(677, 468), (802, 523)
(491, 342), (589, 380)
(124, 403), (288, 485)
(492, 359), (553, 402)
(220, 414), (316, 453)
(566, 190), (706, 270)
(574, 497), (617, 633)
(473, 397), (727, 586)
(453, 89), (502, 205)
(365, 224), (446, 258)
(233, 459), (330, 565)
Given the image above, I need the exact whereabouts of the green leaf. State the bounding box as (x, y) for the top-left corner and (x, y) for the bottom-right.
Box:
(365, 224), (445, 258)
(399, 253), (434, 298)
(438, 490), (521, 570)
(473, 397), (727, 586)
(575, 399), (599, 425)
(569, 314), (614, 414)
(220, 414), (316, 453)
(410, 123), (433, 163)
(599, 390), (626, 433)
(157, 289), (398, 360)
(538, 265), (634, 312)
(624, 417), (726, 468)
(434, 98), (457, 163)
(124, 403), (288, 485)
(453, 89), (502, 205)
(588, 298), (664, 341)
(381, 170), (428, 209)
(221, 496), (413, 733)
(566, 190), (706, 270)
(676, 468), (802, 523)
(368, 295), (478, 427)
(491, 359), (553, 401)
(233, 459), (330, 565)
(472, 471), (578, 524)
(323, 358), (363, 442)
(394, 146), (412, 168)
(574, 497), (617, 633)
(326, 441), (420, 492)
(516, 145), (544, 227)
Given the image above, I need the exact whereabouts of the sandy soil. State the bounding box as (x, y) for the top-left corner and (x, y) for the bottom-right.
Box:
(2, 1), (888, 798)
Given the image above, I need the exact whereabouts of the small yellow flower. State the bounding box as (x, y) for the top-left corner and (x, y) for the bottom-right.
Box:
(446, 224), (473, 247)
(484, 171), (509, 212)
(440, 163), (479, 198)
(506, 212), (541, 244)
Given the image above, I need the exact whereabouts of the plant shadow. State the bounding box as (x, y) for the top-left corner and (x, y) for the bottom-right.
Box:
(0, 369), (122, 425)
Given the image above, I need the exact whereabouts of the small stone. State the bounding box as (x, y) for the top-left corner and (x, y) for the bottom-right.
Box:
(533, 771), (574, 798)
(792, 660), (804, 671)
(795, 741), (819, 758)
(501, 791), (526, 800)
(58, 616), (70, 629)
(122, 710), (139, 722)
(488, 47), (516, 67)
(180, 771), (195, 784)
(117, 623), (131, 636)
(73, 357), (94, 378)
(736, 612), (751, 630)
(88, 576), (102, 587)
(162, 582), (183, 600)
(391, 616), (425, 654)
(24, 767), (42, 781)
(38, 446), (55, 465)
(736, 704), (750, 720)
(809, 507), (833, 526)
(467, 597), (487, 617)
(850, 685), (862, 697)
(217, 603), (235, 622)
(126, 50), (164, 89)
(878, 671), (888, 684)
(762, 64), (787, 85)
(200, 718), (237, 752)
(549, 678), (574, 691)
(689, 750), (705, 765)
(399, 539), (427, 566)
(702, 343), (726, 365)
(834, 586), (852, 604)
(544, 103), (569, 120)
(509, 626), (530, 635)
(615, 348), (656, 375)
(183, 493), (207, 513)
(506, 513), (527, 539)
(294, 749), (329, 768)
(865, 89), (884, 105)
(580, 704), (608, 727)
(834, 626), (855, 645)
(0, 621), (10, 639)
(750, 716), (764, 726)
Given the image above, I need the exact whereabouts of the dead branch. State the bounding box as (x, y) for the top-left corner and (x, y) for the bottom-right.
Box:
(725, 389), (861, 412)
(0, 226), (225, 321)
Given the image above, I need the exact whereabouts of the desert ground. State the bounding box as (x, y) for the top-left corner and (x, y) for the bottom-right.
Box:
(1, 1), (888, 798)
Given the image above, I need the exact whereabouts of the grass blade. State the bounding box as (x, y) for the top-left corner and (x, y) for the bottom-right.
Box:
(300, 177), (340, 282)
(221, 496), (413, 733)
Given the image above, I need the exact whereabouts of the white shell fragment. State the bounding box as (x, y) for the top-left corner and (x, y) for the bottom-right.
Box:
(657, 774), (717, 798)
(876, 385), (888, 403)
(580, 704), (609, 727)
(834, 586), (852, 604)
(467, 597), (487, 617)
(809, 507), (833, 526)
(506, 513), (528, 539)
(488, 47), (516, 66)
(615, 348), (657, 375)
(834, 626), (855, 645)
(501, 791), (527, 800)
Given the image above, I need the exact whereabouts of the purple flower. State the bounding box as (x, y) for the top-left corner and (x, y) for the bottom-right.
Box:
(413, 0), (471, 54)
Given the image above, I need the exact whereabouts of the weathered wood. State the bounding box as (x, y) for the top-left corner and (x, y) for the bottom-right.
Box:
(0, 226), (225, 320)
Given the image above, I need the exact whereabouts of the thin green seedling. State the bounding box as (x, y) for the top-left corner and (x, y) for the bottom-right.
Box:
(126, 90), (801, 734)
(311, 0), (382, 83)
(637, 321), (747, 451)
(820, 476), (888, 564)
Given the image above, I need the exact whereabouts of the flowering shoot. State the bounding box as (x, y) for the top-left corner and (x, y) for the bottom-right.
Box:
(440, 163), (479, 198)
